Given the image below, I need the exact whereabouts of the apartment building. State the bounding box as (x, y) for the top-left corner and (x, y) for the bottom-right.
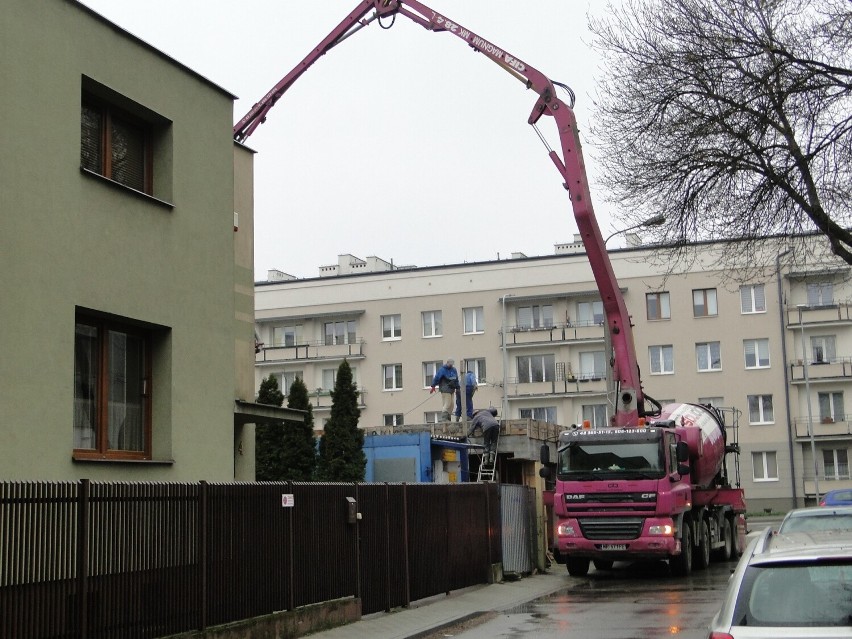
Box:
(256, 240), (852, 510)
(0, 1), (300, 481)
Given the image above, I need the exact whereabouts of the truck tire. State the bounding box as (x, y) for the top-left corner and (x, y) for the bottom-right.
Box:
(671, 521), (693, 576)
(566, 557), (590, 577)
(729, 517), (744, 559)
(593, 559), (614, 571)
(712, 518), (733, 562)
(694, 519), (710, 569)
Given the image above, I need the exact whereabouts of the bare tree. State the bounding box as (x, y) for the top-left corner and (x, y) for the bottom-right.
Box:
(588, 0), (851, 273)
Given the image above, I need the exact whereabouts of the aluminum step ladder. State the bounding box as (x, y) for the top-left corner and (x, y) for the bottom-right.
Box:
(476, 431), (500, 482)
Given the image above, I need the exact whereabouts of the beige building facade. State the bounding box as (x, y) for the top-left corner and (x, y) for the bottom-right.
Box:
(256, 241), (852, 510)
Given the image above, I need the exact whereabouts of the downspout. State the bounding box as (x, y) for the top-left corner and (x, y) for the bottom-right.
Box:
(776, 249), (798, 506)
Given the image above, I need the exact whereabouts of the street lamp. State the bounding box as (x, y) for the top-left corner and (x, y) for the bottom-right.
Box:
(797, 304), (821, 504)
(604, 213), (666, 246)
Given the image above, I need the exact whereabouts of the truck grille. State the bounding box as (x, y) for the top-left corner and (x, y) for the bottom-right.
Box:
(579, 517), (644, 540)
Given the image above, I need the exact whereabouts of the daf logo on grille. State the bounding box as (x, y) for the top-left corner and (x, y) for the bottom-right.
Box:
(608, 483), (619, 488)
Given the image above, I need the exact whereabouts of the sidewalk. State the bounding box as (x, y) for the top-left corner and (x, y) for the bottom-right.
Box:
(305, 570), (568, 639)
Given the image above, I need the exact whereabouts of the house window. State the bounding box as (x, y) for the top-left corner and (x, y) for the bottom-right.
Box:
(517, 354), (556, 383)
(823, 449), (849, 480)
(383, 364), (403, 391)
(740, 284), (766, 313)
(424, 411), (442, 424)
(696, 341), (722, 372)
(582, 404), (608, 428)
(649, 345), (674, 374)
(693, 288), (718, 317)
(744, 338), (770, 369)
(278, 371), (303, 395)
(699, 397), (725, 408)
(579, 351), (606, 379)
(463, 358), (486, 383)
(810, 335), (836, 364)
(81, 98), (151, 193)
(818, 392), (844, 423)
(748, 394), (774, 424)
(517, 305), (554, 329)
(272, 325), (301, 347)
(646, 292), (671, 320)
(577, 301), (603, 326)
(519, 407), (557, 423)
(422, 311), (443, 338)
(384, 414), (404, 427)
(463, 307), (485, 334)
(74, 314), (152, 458)
(807, 281), (834, 306)
(381, 314), (402, 340)
(324, 320), (356, 345)
(321, 368), (336, 391)
(423, 361), (442, 388)
(752, 451), (778, 481)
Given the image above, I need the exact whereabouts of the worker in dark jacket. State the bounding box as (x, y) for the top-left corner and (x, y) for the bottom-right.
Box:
(430, 359), (460, 422)
(467, 407), (500, 464)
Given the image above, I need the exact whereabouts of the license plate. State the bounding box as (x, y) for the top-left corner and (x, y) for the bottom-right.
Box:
(599, 544), (627, 551)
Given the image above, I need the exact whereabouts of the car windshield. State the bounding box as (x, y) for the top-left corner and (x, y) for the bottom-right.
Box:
(779, 514), (852, 533)
(558, 441), (664, 479)
(732, 562), (852, 627)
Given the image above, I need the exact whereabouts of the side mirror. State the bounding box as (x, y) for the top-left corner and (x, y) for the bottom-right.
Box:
(540, 444), (551, 465)
(677, 463), (690, 477)
(676, 441), (689, 463)
(539, 467), (552, 479)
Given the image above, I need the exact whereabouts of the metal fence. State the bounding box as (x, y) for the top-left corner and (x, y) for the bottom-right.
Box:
(0, 480), (500, 639)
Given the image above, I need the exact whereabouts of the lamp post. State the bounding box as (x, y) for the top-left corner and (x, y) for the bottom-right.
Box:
(501, 293), (514, 422)
(797, 304), (821, 504)
(776, 248), (798, 505)
(603, 213), (666, 246)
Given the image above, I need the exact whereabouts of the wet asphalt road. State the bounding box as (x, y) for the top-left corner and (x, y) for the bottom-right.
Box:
(423, 558), (737, 639)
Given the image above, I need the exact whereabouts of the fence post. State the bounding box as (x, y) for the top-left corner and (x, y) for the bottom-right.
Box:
(402, 484), (411, 607)
(76, 479), (90, 639)
(354, 482), (361, 602)
(384, 483), (391, 612)
(199, 480), (208, 630)
(288, 481), (294, 612)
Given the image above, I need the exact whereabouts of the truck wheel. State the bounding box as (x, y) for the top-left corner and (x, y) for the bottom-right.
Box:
(694, 519), (710, 569)
(671, 521), (692, 576)
(566, 557), (590, 577)
(593, 559), (614, 571)
(729, 517), (743, 559)
(712, 518), (733, 562)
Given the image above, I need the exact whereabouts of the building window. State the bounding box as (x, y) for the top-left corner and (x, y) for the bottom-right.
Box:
(424, 411), (442, 424)
(384, 414), (404, 427)
(646, 292), (671, 320)
(744, 338), (770, 369)
(517, 354), (556, 383)
(519, 407), (557, 423)
(74, 314), (152, 458)
(324, 320), (357, 345)
(696, 341), (722, 372)
(81, 98), (151, 193)
(278, 371), (303, 395)
(810, 335), (836, 364)
(381, 314), (402, 340)
(579, 351), (606, 379)
(752, 451), (778, 481)
(807, 281), (834, 306)
(577, 300), (603, 326)
(748, 395), (774, 424)
(823, 449), (849, 480)
(582, 404), (608, 428)
(463, 307), (485, 334)
(422, 311), (443, 338)
(463, 358), (486, 383)
(692, 288), (718, 317)
(423, 361), (442, 388)
(740, 284), (766, 313)
(517, 305), (554, 329)
(699, 397), (725, 408)
(272, 325), (301, 347)
(818, 392), (844, 423)
(649, 345), (674, 374)
(383, 364), (403, 391)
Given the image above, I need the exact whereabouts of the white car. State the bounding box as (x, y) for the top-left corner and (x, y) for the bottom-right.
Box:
(708, 527), (852, 638)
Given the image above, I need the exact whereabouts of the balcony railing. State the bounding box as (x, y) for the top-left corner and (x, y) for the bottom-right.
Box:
(786, 301), (852, 326)
(793, 416), (852, 439)
(502, 321), (605, 346)
(256, 338), (365, 363)
(789, 357), (852, 382)
(505, 375), (607, 398)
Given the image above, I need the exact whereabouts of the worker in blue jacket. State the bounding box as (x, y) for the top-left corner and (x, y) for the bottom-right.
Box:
(457, 369), (478, 421)
(430, 359), (459, 423)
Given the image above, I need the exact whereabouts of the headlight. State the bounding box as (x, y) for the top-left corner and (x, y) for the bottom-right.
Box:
(557, 522), (578, 536)
(648, 524), (673, 536)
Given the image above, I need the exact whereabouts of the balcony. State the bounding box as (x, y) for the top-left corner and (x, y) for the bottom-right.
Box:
(786, 302), (852, 327)
(256, 338), (366, 363)
(502, 322), (605, 347)
(310, 388), (367, 413)
(789, 357), (852, 382)
(505, 374), (607, 398)
(793, 416), (852, 440)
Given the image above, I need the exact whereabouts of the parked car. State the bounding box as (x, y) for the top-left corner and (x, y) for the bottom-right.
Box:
(820, 488), (852, 506)
(777, 505), (852, 534)
(708, 528), (852, 638)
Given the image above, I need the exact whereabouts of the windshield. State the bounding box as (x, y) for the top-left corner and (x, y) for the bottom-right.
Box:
(779, 513), (852, 534)
(557, 440), (665, 479)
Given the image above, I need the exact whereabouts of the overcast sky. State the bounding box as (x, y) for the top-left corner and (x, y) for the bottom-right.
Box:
(78, 0), (625, 279)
